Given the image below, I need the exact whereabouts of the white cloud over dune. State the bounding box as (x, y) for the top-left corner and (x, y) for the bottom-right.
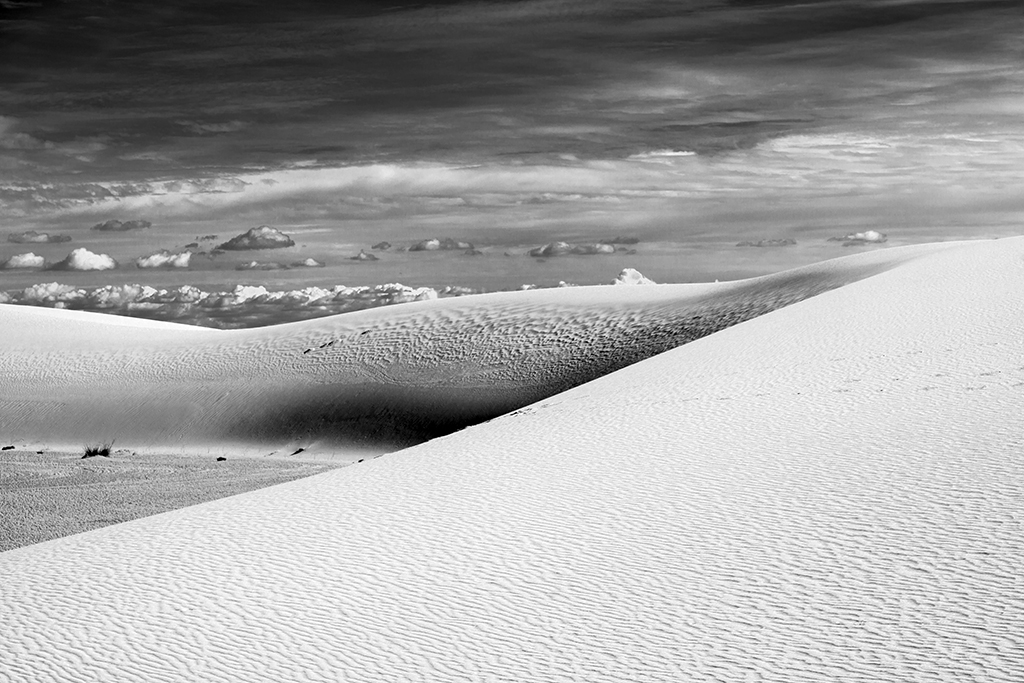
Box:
(829, 230), (888, 246)
(218, 225), (295, 250)
(3, 281), (442, 327)
(49, 248), (117, 271)
(612, 268), (655, 285)
(1, 270), (665, 327)
(0, 252), (44, 269)
(135, 250), (191, 268)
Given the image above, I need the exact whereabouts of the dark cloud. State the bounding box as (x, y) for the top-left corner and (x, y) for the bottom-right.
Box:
(2, 0), (1018, 178)
(1, 0), (1021, 262)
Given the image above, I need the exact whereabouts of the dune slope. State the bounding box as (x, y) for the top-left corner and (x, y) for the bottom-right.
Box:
(1, 241), (955, 456)
(2, 237), (1023, 681)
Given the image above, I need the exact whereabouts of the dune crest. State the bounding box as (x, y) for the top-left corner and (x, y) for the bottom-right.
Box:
(1, 241), (959, 456)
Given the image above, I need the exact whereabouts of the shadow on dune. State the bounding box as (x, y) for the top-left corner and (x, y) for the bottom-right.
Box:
(213, 257), (900, 451)
(0, 248), (914, 456)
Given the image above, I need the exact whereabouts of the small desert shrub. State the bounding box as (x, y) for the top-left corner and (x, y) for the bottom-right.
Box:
(82, 443), (113, 459)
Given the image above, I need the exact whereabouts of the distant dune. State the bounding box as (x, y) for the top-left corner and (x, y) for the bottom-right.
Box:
(0, 242), (948, 457)
(2, 237), (1022, 681)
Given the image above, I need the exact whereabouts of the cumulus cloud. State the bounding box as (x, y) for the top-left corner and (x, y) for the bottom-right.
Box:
(1, 281), (440, 328)
(236, 257), (326, 270)
(7, 230), (71, 244)
(1, 267), (644, 328)
(218, 225), (295, 250)
(829, 230), (888, 245)
(409, 237), (473, 252)
(49, 248), (117, 271)
(612, 268), (656, 286)
(17, 282), (83, 306)
(236, 260), (287, 271)
(1, 252), (45, 269)
(135, 250), (191, 268)
(529, 242), (615, 257)
(92, 219), (152, 232)
(736, 238), (797, 247)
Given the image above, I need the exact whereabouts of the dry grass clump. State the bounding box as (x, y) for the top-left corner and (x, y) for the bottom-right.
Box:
(82, 443), (113, 459)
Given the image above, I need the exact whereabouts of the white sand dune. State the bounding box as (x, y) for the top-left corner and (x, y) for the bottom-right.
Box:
(3, 237), (1024, 681)
(1, 241), (953, 457)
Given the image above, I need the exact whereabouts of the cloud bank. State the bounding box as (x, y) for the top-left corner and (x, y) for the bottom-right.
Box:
(0, 281), (443, 328)
(0, 267), (658, 328)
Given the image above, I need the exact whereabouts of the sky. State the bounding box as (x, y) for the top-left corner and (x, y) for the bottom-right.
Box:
(1, 0), (1022, 293)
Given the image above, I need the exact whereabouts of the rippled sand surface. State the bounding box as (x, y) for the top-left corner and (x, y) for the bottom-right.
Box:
(0, 449), (340, 551)
(0, 241), (949, 457)
(2, 238), (1023, 682)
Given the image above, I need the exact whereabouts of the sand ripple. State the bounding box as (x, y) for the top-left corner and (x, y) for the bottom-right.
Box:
(0, 243), (949, 455)
(1, 238), (1022, 681)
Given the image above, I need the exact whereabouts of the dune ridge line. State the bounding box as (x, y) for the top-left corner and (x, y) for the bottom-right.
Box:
(1, 240), (963, 456)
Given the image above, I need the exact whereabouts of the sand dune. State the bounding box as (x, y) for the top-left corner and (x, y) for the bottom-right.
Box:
(1, 241), (956, 457)
(2, 237), (1023, 681)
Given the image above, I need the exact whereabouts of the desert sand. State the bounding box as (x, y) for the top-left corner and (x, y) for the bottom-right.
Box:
(2, 237), (1023, 681)
(0, 449), (340, 552)
(1, 240), (954, 459)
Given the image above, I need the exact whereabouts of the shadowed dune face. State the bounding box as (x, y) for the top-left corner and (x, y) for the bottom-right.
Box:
(0, 243), (952, 455)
